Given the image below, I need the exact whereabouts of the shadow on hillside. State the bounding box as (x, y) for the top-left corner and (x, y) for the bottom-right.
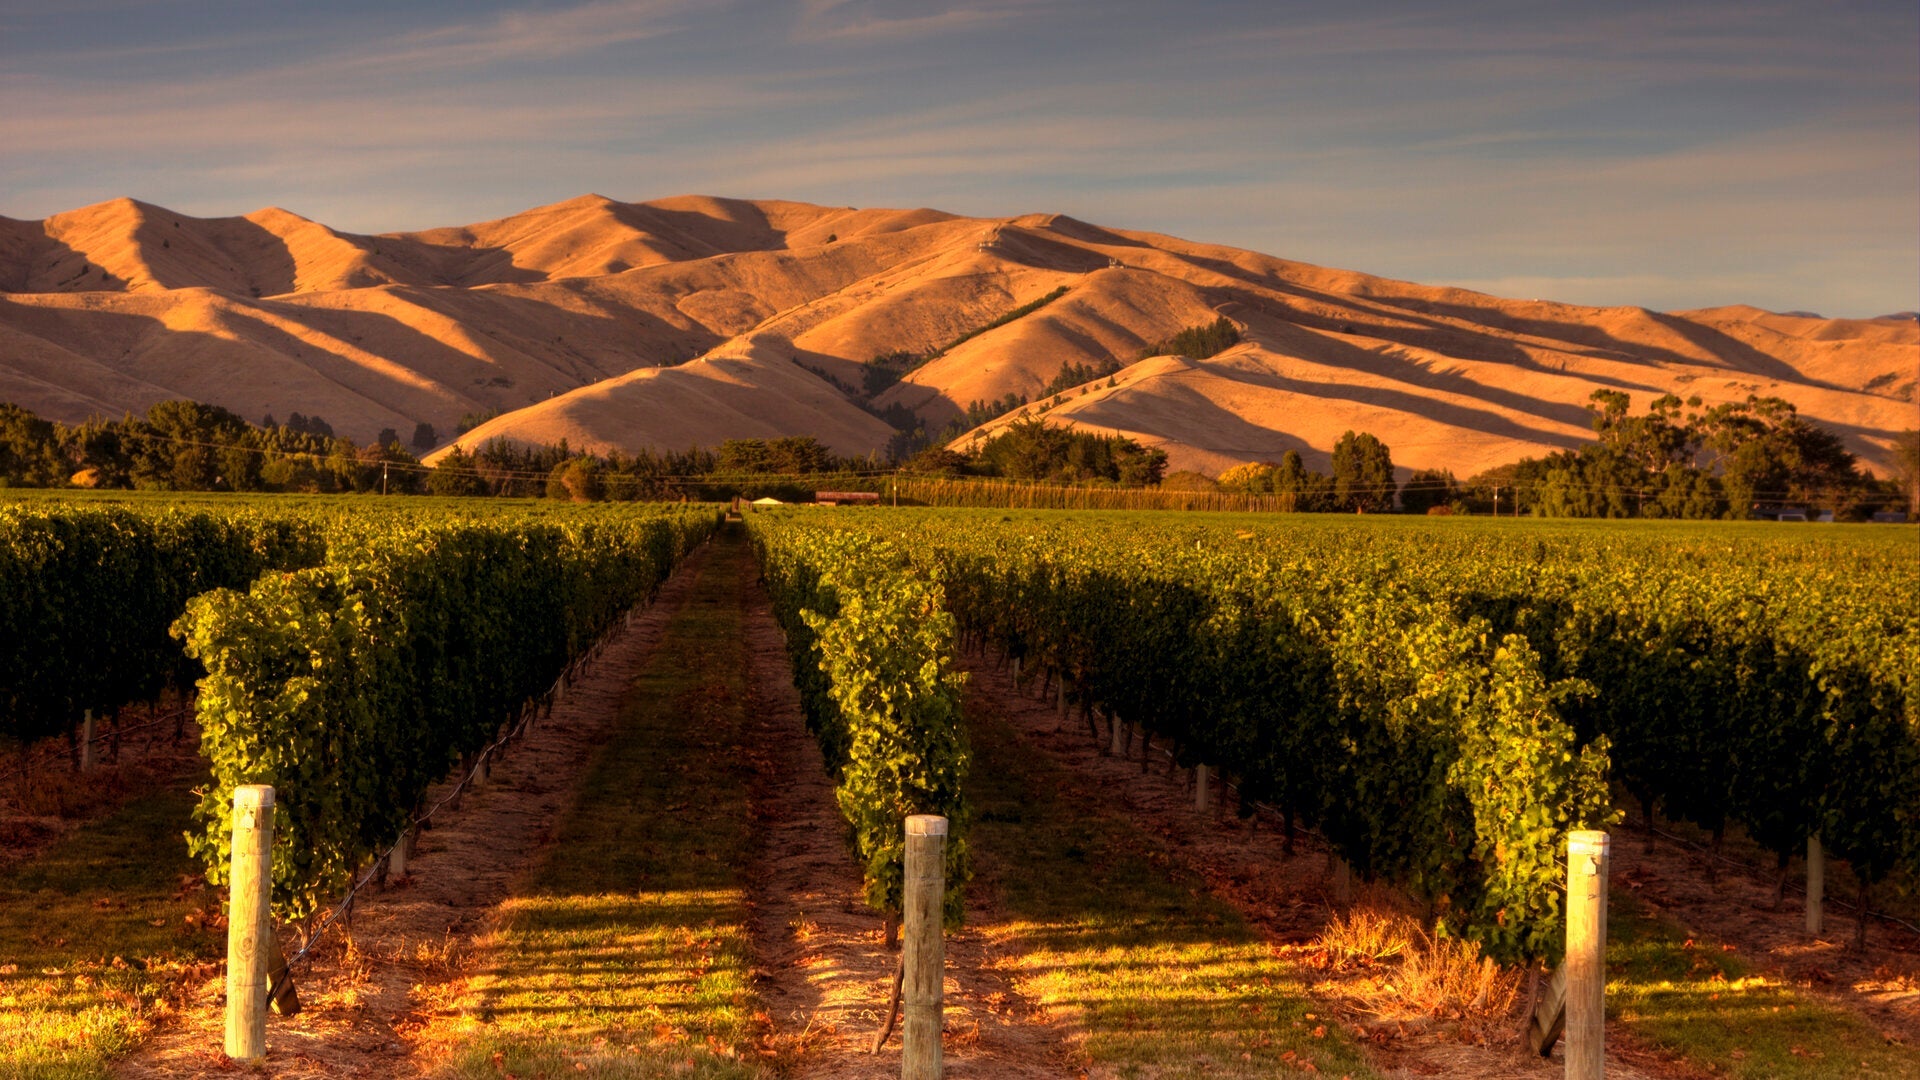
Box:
(1065, 384), (1335, 469)
(993, 227), (1116, 275)
(1249, 316), (1605, 431)
(1083, 338), (1589, 458)
(612, 198), (783, 260)
(1362, 294), (1854, 391)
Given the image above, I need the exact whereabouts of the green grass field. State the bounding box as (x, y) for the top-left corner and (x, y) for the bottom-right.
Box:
(967, 705), (1381, 1079)
(0, 786), (224, 1080)
(434, 533), (765, 1080)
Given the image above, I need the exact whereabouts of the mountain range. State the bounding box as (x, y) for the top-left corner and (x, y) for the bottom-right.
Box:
(2, 193), (1913, 478)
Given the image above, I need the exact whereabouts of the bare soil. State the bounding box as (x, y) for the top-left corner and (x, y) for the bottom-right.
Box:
(740, 576), (1073, 1078)
(111, 543), (714, 1080)
(1609, 823), (1919, 1045)
(0, 700), (201, 872)
(955, 649), (1677, 1080)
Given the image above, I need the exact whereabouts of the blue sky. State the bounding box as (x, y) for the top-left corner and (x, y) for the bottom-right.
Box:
(3, 0), (1914, 316)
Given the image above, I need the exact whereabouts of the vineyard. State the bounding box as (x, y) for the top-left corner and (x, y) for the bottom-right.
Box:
(1, 497), (1916, 1079)
(758, 509), (1920, 961)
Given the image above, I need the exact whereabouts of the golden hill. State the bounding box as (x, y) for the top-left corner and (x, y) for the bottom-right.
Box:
(1, 194), (1912, 475)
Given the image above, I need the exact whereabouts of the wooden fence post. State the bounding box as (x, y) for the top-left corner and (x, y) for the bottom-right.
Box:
(225, 785), (275, 1061)
(1193, 763), (1209, 812)
(1565, 830), (1609, 1080)
(79, 709), (94, 773)
(388, 831), (409, 881)
(1805, 833), (1823, 936)
(902, 815), (946, 1080)
(1108, 713), (1126, 758)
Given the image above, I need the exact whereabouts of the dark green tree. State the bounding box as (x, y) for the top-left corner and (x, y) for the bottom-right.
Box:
(972, 418), (1166, 486)
(1399, 468), (1458, 514)
(1889, 430), (1920, 517)
(1330, 431), (1395, 513)
(547, 458), (605, 502)
(427, 447), (487, 497)
(0, 403), (65, 486)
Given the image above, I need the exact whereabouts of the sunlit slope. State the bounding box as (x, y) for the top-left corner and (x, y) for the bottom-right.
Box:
(434, 339), (898, 459)
(0, 194), (1911, 471)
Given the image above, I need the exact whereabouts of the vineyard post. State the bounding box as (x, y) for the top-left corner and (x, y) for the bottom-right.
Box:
(1805, 833), (1823, 936)
(225, 785), (275, 1061)
(388, 831), (408, 881)
(1193, 763), (1209, 811)
(79, 709), (94, 772)
(1108, 712), (1125, 758)
(902, 814), (946, 1080)
(1565, 830), (1609, 1080)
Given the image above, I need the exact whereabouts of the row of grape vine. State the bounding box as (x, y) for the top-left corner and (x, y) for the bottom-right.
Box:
(0, 504), (326, 745)
(172, 504), (719, 919)
(759, 510), (1918, 961)
(747, 516), (971, 929)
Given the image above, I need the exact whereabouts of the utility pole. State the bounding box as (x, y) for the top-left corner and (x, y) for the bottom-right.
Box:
(382, 461), (389, 496)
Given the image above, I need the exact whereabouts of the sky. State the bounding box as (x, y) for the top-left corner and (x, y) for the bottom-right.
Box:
(2, 0), (1915, 317)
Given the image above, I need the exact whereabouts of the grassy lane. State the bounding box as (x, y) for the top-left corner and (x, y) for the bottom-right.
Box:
(1608, 892), (1915, 1078)
(966, 706), (1380, 1080)
(435, 528), (768, 1080)
(0, 786), (224, 1080)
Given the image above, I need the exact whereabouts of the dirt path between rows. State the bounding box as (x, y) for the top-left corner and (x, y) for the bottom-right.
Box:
(112, 542), (715, 1080)
(955, 650), (1681, 1080)
(1607, 823), (1919, 1046)
(741, 578), (1074, 1079)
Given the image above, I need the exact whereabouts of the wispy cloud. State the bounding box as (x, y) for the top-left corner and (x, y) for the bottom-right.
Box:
(0, 0), (1911, 314)
(360, 0), (700, 70)
(790, 0), (1032, 42)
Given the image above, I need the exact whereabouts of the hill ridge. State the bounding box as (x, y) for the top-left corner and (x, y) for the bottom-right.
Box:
(0, 194), (1911, 477)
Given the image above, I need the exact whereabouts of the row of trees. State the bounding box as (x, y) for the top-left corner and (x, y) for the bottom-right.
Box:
(430, 436), (880, 502)
(0, 401), (878, 502)
(0, 400), (421, 494)
(903, 417), (1169, 487)
(1459, 392), (1911, 519)
(1201, 394), (1913, 519)
(5, 389), (1911, 515)
(1215, 432), (1398, 513)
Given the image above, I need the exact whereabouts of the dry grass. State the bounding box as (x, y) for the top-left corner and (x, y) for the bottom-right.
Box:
(968, 706), (1381, 1079)
(1311, 908), (1522, 1043)
(426, 535), (767, 1079)
(1606, 891), (1917, 1079)
(0, 784), (225, 1079)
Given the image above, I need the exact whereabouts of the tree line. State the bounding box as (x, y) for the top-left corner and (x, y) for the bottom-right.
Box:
(1205, 392), (1914, 520)
(3, 387), (1911, 516)
(0, 400), (884, 502)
